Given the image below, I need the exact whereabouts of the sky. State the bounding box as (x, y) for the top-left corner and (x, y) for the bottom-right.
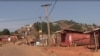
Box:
(0, 1), (100, 32)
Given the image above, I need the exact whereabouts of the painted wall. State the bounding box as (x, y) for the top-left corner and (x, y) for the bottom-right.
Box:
(61, 32), (90, 46)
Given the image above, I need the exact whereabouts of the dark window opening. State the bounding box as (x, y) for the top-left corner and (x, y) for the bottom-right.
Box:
(61, 33), (66, 42)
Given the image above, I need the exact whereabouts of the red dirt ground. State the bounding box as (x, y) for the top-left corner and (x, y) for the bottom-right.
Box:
(41, 46), (100, 56)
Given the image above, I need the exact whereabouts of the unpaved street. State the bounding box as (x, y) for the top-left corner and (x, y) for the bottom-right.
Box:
(42, 46), (100, 56)
(0, 43), (49, 56)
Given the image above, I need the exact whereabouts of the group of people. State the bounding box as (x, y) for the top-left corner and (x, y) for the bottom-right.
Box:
(0, 35), (18, 46)
(0, 34), (35, 46)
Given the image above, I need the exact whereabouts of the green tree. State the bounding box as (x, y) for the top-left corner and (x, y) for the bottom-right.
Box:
(0, 31), (3, 35)
(50, 23), (60, 33)
(34, 22), (60, 34)
(2, 29), (10, 35)
(34, 22), (41, 32)
(70, 24), (82, 31)
(41, 22), (48, 34)
(92, 23), (97, 28)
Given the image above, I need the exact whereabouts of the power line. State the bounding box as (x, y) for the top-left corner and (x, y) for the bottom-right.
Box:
(48, 0), (57, 16)
(39, 0), (57, 21)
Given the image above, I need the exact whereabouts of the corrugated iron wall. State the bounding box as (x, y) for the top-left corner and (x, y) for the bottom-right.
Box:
(61, 33), (90, 46)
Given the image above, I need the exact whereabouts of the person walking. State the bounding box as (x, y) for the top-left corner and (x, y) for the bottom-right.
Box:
(11, 35), (18, 45)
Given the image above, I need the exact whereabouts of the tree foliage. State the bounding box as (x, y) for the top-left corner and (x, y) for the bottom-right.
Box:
(70, 24), (82, 31)
(0, 29), (10, 35)
(34, 22), (60, 34)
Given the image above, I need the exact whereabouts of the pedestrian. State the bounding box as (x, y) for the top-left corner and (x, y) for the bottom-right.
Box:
(11, 35), (18, 45)
(21, 36), (25, 45)
(8, 37), (11, 42)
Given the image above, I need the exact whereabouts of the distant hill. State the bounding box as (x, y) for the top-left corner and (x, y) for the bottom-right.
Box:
(54, 20), (98, 31)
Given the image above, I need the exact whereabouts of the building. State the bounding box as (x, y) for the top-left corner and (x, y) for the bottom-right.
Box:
(84, 28), (100, 51)
(54, 29), (90, 47)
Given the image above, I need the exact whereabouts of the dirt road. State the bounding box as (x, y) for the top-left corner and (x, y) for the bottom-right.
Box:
(0, 43), (51, 56)
(42, 46), (100, 56)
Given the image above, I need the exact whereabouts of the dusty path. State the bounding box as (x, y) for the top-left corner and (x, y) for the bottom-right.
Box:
(0, 43), (50, 56)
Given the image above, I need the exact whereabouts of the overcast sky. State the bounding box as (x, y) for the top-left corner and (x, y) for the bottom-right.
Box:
(0, 1), (100, 32)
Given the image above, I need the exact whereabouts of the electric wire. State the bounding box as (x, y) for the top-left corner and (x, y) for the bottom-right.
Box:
(48, 0), (57, 16)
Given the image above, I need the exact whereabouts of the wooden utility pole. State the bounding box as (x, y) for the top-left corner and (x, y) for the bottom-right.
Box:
(41, 4), (51, 46)
(94, 32), (98, 51)
(39, 16), (43, 46)
(39, 16), (42, 32)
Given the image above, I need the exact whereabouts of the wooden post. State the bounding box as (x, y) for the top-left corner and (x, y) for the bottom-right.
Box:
(98, 31), (100, 48)
(94, 32), (98, 51)
(90, 34), (92, 48)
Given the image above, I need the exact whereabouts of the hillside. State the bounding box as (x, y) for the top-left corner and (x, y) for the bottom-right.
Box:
(54, 20), (98, 31)
(32, 19), (99, 34)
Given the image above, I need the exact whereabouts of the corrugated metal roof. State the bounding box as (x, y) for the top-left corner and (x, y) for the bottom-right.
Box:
(63, 29), (83, 33)
(84, 28), (100, 33)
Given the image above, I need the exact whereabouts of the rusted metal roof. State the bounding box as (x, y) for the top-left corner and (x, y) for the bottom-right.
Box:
(84, 28), (100, 33)
(63, 29), (83, 33)
(83, 31), (92, 33)
(55, 29), (84, 34)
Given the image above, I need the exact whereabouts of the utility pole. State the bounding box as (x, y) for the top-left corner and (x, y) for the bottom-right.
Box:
(39, 16), (42, 32)
(39, 16), (43, 46)
(41, 4), (51, 46)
